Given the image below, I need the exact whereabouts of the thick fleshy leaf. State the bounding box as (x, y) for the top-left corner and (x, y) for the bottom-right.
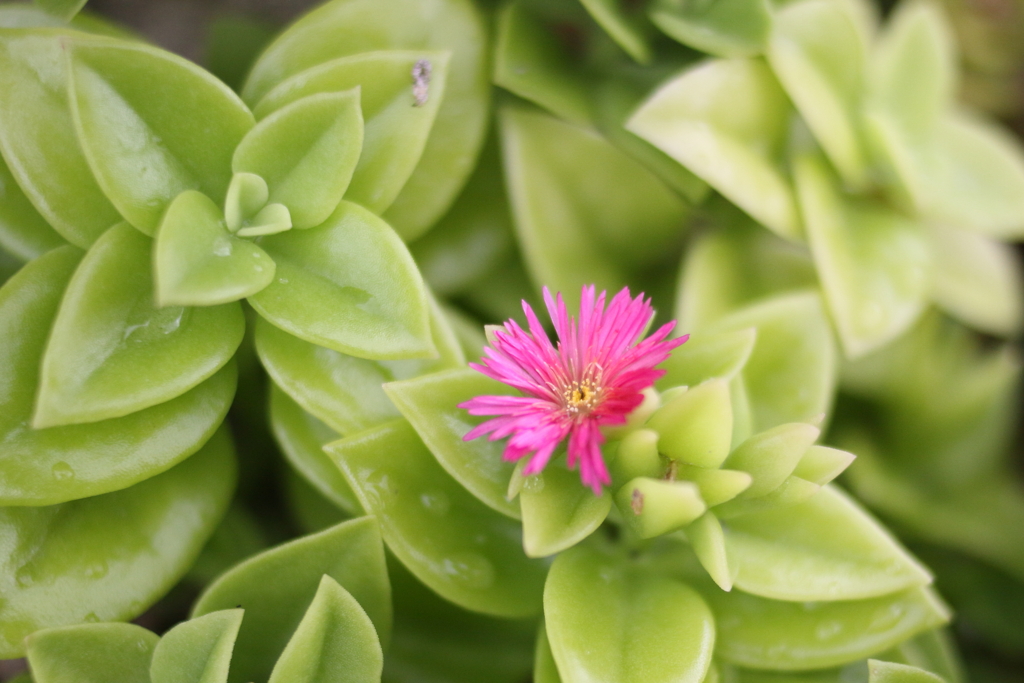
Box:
(33, 0), (87, 20)
(688, 511), (732, 590)
(723, 422), (819, 498)
(796, 154), (929, 358)
(535, 623), (563, 683)
(628, 59), (799, 239)
(35, 223), (243, 427)
(647, 380), (733, 468)
(580, 0), (652, 63)
(724, 485), (931, 601)
(192, 517), (391, 683)
(649, 0), (772, 57)
(26, 623), (158, 683)
(709, 292), (837, 432)
(327, 420), (547, 617)
(384, 368), (520, 519)
(868, 660), (945, 683)
(658, 327), (756, 390)
(929, 224), (1023, 336)
(769, 0), (870, 187)
(242, 0), (489, 241)
(794, 445), (855, 487)
(703, 585), (949, 671)
(154, 190), (276, 307)
(500, 105), (689, 304)
(0, 30), (122, 247)
(255, 51), (449, 219)
(520, 464), (612, 557)
(67, 38), (253, 235)
(0, 152), (66, 261)
(268, 575), (383, 683)
(248, 201), (433, 359)
(234, 90), (362, 228)
(269, 383), (359, 514)
(150, 610), (243, 683)
(617, 477), (707, 538)
(0, 427), (236, 658)
(256, 293), (461, 434)
(545, 544), (715, 683)
(493, 2), (592, 125)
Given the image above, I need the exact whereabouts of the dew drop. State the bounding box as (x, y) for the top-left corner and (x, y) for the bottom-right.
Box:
(522, 474), (545, 493)
(82, 561), (108, 580)
(278, 277), (289, 284)
(442, 552), (495, 589)
(51, 461), (74, 481)
(814, 620), (843, 641)
(213, 237), (233, 257)
(420, 491), (450, 516)
(15, 567), (34, 588)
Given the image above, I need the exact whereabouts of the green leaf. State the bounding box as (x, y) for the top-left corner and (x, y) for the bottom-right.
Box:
(703, 585), (950, 671)
(617, 477), (707, 538)
(269, 383), (359, 515)
(658, 328), (757, 390)
(520, 464), (612, 557)
(192, 517), (391, 683)
(796, 154), (930, 359)
(723, 485), (932, 600)
(234, 90), (363, 229)
(628, 59), (799, 240)
(248, 201), (434, 359)
(500, 104), (690, 304)
(647, 379), (733, 468)
(768, 0), (870, 187)
(0, 30), (122, 247)
(493, 2), (592, 125)
(535, 624), (564, 683)
(0, 151), (66, 261)
(688, 511), (732, 590)
(384, 368), (520, 519)
(255, 52), (449, 220)
(649, 0), (772, 57)
(868, 660), (945, 683)
(268, 576), (382, 683)
(242, 0), (489, 241)
(255, 292), (461, 434)
(154, 190), (276, 307)
(33, 0), (87, 20)
(68, 37), (254, 234)
(0, 427), (236, 658)
(793, 445), (855, 487)
(723, 422), (820, 498)
(35, 223), (244, 428)
(545, 544), (716, 683)
(580, 0), (653, 63)
(26, 623), (158, 683)
(150, 610), (243, 683)
(929, 224), (1023, 337)
(709, 292), (838, 432)
(327, 420), (547, 618)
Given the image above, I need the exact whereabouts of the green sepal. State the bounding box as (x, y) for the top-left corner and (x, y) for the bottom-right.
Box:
(646, 379), (733, 468)
(628, 59), (799, 240)
(248, 200), (434, 359)
(0, 427), (236, 658)
(150, 609), (243, 683)
(67, 37), (255, 234)
(520, 464), (612, 557)
(327, 420), (547, 618)
(234, 89), (363, 229)
(649, 0), (772, 57)
(267, 575), (383, 683)
(192, 517), (391, 683)
(154, 190), (276, 307)
(34, 222), (244, 428)
(544, 543), (716, 683)
(723, 422), (820, 498)
(26, 622), (158, 683)
(617, 477), (707, 539)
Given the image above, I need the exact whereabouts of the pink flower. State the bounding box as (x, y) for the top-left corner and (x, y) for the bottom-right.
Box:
(459, 285), (688, 494)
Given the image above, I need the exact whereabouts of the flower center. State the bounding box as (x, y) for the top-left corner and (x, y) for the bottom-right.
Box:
(563, 379), (602, 418)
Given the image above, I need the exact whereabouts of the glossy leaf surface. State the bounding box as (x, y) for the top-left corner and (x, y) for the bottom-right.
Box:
(193, 517), (391, 683)
(384, 368), (520, 519)
(234, 90), (362, 228)
(249, 201), (433, 359)
(154, 190), (276, 307)
(255, 51), (450, 218)
(26, 623), (158, 683)
(150, 609), (243, 683)
(704, 585), (949, 671)
(628, 59), (799, 239)
(869, 660), (945, 683)
(520, 464), (611, 557)
(545, 544), (716, 683)
(243, 0), (489, 241)
(648, 380), (733, 468)
(0, 30), (122, 247)
(68, 38), (254, 234)
(0, 152), (66, 261)
(36, 223), (244, 427)
(0, 428), (236, 658)
(327, 420), (547, 617)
